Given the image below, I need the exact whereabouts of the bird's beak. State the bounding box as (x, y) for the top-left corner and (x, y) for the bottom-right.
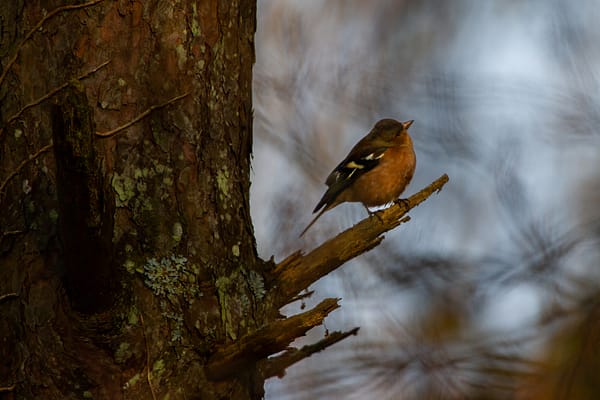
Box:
(402, 120), (414, 130)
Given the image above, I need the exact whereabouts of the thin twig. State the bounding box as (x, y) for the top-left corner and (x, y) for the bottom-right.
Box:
(0, 293), (18, 303)
(0, 384), (15, 392)
(0, 143), (53, 199)
(95, 92), (190, 138)
(260, 327), (359, 379)
(288, 290), (315, 305)
(0, 230), (23, 239)
(0, 60), (110, 137)
(0, 0), (106, 87)
(139, 313), (157, 400)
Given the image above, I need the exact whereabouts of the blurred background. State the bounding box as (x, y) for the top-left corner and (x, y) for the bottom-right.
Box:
(251, 1), (600, 399)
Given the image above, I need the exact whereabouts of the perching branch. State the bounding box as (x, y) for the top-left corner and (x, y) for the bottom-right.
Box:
(206, 298), (341, 381)
(0, 0), (106, 87)
(259, 327), (360, 379)
(95, 92), (190, 138)
(271, 174), (449, 307)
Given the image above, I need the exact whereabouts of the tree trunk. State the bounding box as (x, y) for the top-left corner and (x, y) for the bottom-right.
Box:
(1, 0), (267, 398)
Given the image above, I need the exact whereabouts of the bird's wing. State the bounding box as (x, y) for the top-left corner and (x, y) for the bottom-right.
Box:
(313, 144), (389, 213)
(325, 141), (389, 186)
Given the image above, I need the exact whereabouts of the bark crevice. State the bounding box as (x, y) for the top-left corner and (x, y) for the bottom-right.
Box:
(52, 83), (117, 313)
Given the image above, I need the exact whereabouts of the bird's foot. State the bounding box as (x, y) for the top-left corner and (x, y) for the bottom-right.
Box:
(394, 197), (410, 208)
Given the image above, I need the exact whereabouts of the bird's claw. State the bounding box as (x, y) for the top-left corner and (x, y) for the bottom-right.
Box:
(394, 198), (410, 208)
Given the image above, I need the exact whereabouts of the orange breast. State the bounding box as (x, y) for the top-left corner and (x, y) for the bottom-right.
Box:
(338, 140), (416, 207)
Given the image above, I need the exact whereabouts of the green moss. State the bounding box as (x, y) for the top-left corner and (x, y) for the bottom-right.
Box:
(153, 164), (165, 174)
(124, 373), (141, 390)
(215, 275), (237, 340)
(133, 167), (150, 179)
(172, 222), (183, 242)
(115, 342), (132, 364)
(127, 307), (139, 325)
(141, 255), (199, 342)
(140, 198), (154, 212)
(163, 311), (184, 342)
(69, 78), (85, 92)
(136, 180), (147, 193)
(114, 162), (173, 210)
(191, 3), (200, 37)
(152, 359), (165, 376)
(231, 244), (240, 257)
(216, 168), (230, 201)
(142, 255), (197, 299)
(175, 44), (187, 70)
(112, 162), (178, 251)
(246, 269), (266, 301)
(112, 173), (136, 206)
(49, 209), (59, 222)
(124, 259), (136, 274)
(214, 265), (266, 338)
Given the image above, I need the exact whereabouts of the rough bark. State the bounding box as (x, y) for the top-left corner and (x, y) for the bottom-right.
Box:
(1, 1), (266, 398)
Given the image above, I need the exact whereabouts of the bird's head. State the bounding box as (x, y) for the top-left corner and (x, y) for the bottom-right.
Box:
(371, 118), (414, 144)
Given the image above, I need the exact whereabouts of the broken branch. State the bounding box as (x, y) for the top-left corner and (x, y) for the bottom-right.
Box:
(259, 327), (360, 379)
(206, 298), (341, 381)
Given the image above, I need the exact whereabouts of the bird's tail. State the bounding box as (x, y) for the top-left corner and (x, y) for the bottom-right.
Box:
(299, 207), (328, 237)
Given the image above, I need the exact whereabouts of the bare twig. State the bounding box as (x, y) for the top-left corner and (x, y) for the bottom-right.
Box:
(0, 293), (18, 304)
(0, 384), (15, 392)
(272, 174), (450, 307)
(0, 0), (106, 87)
(0, 60), (110, 137)
(288, 290), (315, 305)
(0, 230), (23, 239)
(260, 327), (359, 379)
(95, 93), (190, 138)
(0, 143), (53, 199)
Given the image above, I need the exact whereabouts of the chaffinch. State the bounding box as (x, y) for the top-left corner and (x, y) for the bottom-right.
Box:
(300, 118), (416, 236)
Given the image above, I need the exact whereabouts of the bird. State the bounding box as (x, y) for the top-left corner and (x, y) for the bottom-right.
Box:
(300, 118), (416, 237)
